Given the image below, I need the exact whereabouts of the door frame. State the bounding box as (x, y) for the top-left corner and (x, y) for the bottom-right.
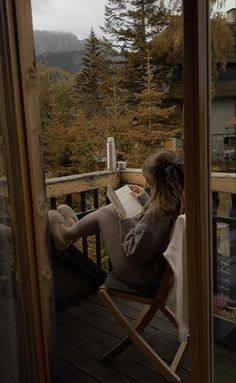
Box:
(0, 0), (214, 381)
(184, 0), (213, 382)
(0, 1), (54, 382)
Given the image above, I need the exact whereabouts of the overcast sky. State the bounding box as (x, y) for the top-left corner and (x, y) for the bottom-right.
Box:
(31, 0), (236, 40)
(31, 0), (107, 40)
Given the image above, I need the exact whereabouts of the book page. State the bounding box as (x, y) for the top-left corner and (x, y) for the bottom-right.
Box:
(107, 185), (142, 219)
(107, 185), (127, 218)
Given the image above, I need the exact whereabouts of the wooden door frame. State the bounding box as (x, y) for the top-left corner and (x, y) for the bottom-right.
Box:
(0, 1), (54, 382)
(183, 0), (213, 382)
(0, 0), (214, 381)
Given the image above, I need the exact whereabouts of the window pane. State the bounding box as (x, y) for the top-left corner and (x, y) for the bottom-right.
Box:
(0, 107), (21, 383)
(211, 4), (236, 382)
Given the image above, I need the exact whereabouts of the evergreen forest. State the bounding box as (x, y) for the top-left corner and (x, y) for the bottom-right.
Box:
(37, 0), (233, 177)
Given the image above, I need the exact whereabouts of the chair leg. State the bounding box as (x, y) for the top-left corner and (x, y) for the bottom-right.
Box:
(99, 288), (165, 361)
(161, 306), (188, 371)
(171, 341), (188, 372)
(102, 335), (132, 361)
(102, 304), (151, 361)
(99, 288), (181, 382)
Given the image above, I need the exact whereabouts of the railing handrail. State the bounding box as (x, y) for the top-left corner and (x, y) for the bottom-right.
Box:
(46, 170), (120, 198)
(211, 172), (236, 193)
(45, 169), (236, 198)
(46, 170), (118, 185)
(1, 169), (234, 198)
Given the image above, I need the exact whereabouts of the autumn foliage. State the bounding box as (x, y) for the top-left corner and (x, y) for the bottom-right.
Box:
(36, 1), (233, 176)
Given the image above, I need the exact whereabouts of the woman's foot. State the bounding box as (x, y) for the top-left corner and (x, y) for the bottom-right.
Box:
(48, 210), (71, 250)
(57, 204), (79, 227)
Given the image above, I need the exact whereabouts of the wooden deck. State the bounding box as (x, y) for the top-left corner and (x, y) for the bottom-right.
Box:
(56, 293), (236, 383)
(1, 290), (236, 383)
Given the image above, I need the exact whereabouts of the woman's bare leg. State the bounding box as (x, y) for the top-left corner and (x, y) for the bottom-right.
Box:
(65, 206), (124, 268)
(63, 205), (144, 284)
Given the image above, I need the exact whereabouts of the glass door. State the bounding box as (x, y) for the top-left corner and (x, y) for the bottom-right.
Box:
(0, 1), (54, 382)
(0, 115), (23, 383)
(184, 1), (236, 382)
(210, 5), (236, 382)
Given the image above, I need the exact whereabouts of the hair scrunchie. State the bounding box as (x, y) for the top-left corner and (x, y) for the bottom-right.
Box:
(164, 161), (184, 179)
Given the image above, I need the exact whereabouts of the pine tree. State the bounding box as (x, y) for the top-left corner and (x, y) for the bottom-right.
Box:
(211, 12), (234, 83)
(123, 51), (179, 165)
(74, 29), (107, 115)
(102, 0), (170, 87)
(102, 60), (130, 128)
(37, 64), (73, 130)
(151, 4), (233, 89)
(102, 0), (169, 52)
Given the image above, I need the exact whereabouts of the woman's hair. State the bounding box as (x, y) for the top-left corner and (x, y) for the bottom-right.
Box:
(143, 150), (184, 219)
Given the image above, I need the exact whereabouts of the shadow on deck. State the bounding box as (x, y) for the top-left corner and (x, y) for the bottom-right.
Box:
(56, 292), (190, 383)
(51, 242), (236, 383)
(56, 292), (236, 383)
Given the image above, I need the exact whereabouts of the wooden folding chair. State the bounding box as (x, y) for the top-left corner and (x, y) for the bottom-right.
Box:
(98, 218), (188, 382)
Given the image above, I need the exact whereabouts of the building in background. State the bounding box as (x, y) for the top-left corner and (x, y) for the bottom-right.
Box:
(211, 8), (236, 168)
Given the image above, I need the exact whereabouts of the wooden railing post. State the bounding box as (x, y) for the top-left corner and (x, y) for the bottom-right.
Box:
(229, 194), (236, 304)
(93, 189), (102, 267)
(212, 191), (219, 294)
(212, 191), (219, 216)
(80, 192), (88, 258)
(65, 194), (72, 207)
(50, 197), (57, 210)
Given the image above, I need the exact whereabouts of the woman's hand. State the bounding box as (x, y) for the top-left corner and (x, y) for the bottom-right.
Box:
(115, 209), (124, 220)
(129, 184), (145, 198)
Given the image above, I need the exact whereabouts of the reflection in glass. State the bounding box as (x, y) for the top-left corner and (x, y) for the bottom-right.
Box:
(211, 6), (236, 382)
(0, 113), (19, 381)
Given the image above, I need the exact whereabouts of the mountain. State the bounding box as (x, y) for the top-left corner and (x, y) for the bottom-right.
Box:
(34, 30), (85, 73)
(34, 30), (85, 55)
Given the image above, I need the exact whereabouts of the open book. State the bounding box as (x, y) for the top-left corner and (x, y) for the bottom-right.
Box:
(107, 184), (143, 219)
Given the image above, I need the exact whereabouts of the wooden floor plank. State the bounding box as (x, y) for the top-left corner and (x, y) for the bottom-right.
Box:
(74, 297), (177, 342)
(214, 343), (236, 362)
(56, 293), (236, 383)
(57, 310), (189, 382)
(58, 306), (181, 356)
(79, 295), (178, 337)
(57, 340), (143, 383)
(67, 299), (181, 351)
(214, 369), (236, 383)
(59, 359), (100, 383)
(88, 292), (176, 325)
(60, 303), (180, 357)
(57, 323), (170, 383)
(78, 295), (236, 376)
(57, 298), (190, 377)
(57, 308), (189, 371)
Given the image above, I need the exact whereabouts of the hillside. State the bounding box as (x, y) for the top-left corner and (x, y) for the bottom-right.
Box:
(34, 30), (85, 73)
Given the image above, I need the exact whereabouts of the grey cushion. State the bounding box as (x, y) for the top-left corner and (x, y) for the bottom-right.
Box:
(104, 271), (159, 298)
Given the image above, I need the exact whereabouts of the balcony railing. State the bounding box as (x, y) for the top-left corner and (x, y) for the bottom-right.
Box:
(46, 169), (236, 273)
(46, 169), (236, 220)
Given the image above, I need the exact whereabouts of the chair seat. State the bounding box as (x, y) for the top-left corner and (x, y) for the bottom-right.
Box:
(104, 271), (159, 298)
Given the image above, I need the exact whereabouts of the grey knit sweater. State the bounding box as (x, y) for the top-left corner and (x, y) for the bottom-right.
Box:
(119, 192), (175, 285)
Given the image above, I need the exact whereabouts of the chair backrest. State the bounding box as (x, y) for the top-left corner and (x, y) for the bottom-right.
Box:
(163, 214), (188, 341)
(151, 262), (173, 308)
(150, 216), (185, 310)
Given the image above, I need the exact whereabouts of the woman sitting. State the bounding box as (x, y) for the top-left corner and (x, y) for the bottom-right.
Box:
(48, 150), (184, 286)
